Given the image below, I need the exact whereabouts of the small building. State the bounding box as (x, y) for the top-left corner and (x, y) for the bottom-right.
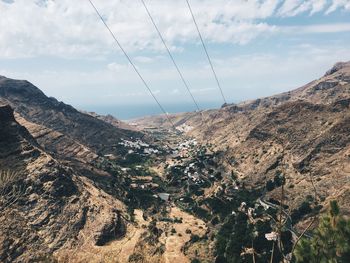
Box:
(158, 193), (170, 202)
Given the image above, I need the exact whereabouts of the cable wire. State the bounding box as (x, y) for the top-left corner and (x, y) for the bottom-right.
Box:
(141, 0), (201, 113)
(185, 0), (227, 104)
(88, 0), (176, 130)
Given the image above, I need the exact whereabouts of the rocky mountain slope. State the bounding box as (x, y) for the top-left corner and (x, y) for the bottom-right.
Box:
(0, 78), (208, 262)
(133, 61), (350, 214)
(0, 76), (143, 161)
(0, 104), (127, 262)
(1, 61), (349, 262)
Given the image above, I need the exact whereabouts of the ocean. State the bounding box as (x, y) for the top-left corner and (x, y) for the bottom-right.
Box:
(79, 102), (222, 120)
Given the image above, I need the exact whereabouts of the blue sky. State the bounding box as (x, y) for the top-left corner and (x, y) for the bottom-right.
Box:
(0, 0), (349, 118)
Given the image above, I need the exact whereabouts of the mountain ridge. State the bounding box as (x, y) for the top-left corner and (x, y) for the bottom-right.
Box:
(0, 76), (144, 161)
(0, 61), (349, 262)
(0, 105), (127, 262)
(132, 61), (350, 215)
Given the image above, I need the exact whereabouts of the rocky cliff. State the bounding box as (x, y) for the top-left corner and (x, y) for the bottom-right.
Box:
(0, 104), (127, 262)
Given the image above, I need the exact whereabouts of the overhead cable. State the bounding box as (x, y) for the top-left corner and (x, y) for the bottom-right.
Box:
(141, 0), (202, 113)
(185, 0), (227, 104)
(88, 0), (176, 130)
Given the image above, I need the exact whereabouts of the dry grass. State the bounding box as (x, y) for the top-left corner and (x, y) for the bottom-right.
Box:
(0, 170), (23, 211)
(0, 170), (19, 188)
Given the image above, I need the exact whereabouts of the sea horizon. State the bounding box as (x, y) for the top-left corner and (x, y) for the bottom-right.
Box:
(77, 101), (225, 120)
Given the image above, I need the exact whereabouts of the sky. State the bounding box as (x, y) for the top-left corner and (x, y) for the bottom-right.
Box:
(0, 0), (350, 119)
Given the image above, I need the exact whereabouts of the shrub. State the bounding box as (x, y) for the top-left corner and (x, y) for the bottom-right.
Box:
(128, 253), (144, 262)
(274, 173), (285, 187)
(0, 170), (19, 188)
(190, 234), (200, 243)
(266, 179), (275, 191)
(294, 201), (350, 262)
(211, 216), (219, 225)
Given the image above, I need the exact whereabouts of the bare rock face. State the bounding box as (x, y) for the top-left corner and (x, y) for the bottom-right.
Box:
(325, 61), (350, 76)
(94, 211), (126, 246)
(0, 105), (127, 263)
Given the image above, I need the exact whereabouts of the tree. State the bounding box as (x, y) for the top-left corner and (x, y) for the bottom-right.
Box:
(294, 201), (350, 262)
(266, 179), (275, 191)
(273, 173), (285, 187)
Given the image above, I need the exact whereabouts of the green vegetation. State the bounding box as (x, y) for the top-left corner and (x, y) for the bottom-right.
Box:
(126, 188), (161, 210)
(128, 252), (144, 262)
(291, 201), (312, 222)
(294, 201), (350, 262)
(266, 172), (286, 192)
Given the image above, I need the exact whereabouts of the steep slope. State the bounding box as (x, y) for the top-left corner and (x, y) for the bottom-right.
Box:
(133, 61), (350, 214)
(0, 104), (127, 262)
(0, 76), (143, 160)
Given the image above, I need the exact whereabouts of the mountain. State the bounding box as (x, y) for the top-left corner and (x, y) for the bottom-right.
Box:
(0, 104), (126, 262)
(84, 111), (140, 132)
(1, 61), (349, 262)
(133, 61), (350, 215)
(0, 76), (143, 161)
(0, 77), (209, 263)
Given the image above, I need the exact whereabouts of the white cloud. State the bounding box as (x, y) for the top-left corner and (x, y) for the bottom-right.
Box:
(134, 56), (156, 64)
(0, 0), (348, 59)
(190, 87), (216, 94)
(276, 0), (350, 16)
(2, 42), (349, 107)
(281, 22), (350, 33)
(107, 62), (129, 72)
(326, 0), (350, 14)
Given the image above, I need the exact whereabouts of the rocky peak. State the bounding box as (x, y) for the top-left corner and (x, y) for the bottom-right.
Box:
(325, 61), (350, 76)
(0, 77), (45, 99)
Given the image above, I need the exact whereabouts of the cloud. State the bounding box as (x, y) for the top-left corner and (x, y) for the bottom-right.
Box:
(134, 56), (156, 64)
(107, 62), (129, 72)
(190, 87), (216, 94)
(276, 0), (350, 16)
(326, 0), (350, 14)
(2, 41), (350, 107)
(281, 23), (350, 33)
(277, 0), (329, 16)
(1, 0), (348, 59)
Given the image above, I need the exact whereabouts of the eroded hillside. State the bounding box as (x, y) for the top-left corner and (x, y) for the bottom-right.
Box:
(0, 104), (127, 262)
(133, 61), (350, 215)
(1, 61), (349, 263)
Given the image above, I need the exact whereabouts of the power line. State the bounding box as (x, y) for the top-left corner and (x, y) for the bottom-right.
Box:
(140, 0), (201, 113)
(88, 0), (176, 130)
(185, 0), (227, 105)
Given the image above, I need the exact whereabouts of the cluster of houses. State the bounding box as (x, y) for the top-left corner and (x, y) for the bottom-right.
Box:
(118, 138), (160, 155)
(175, 123), (193, 133)
(184, 163), (205, 184)
(177, 139), (198, 150)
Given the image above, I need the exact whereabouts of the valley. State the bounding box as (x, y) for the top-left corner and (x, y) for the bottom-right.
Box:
(0, 61), (350, 262)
